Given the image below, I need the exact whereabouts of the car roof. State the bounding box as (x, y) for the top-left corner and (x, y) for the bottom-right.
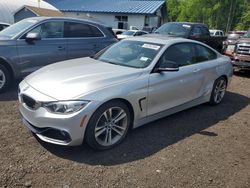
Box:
(124, 34), (195, 45)
(124, 30), (148, 32)
(165, 22), (207, 27)
(25, 16), (108, 27)
(210, 30), (223, 32)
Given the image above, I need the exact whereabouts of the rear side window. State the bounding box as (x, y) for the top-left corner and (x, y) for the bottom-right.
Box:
(64, 22), (104, 38)
(194, 44), (217, 62)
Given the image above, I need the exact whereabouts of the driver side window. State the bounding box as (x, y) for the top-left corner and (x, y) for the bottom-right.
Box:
(23, 21), (64, 39)
(158, 43), (196, 68)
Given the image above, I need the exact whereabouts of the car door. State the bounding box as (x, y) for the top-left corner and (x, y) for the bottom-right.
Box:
(193, 43), (219, 89)
(65, 21), (105, 59)
(17, 21), (67, 75)
(147, 42), (205, 116)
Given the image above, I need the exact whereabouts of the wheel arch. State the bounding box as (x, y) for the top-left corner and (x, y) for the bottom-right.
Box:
(219, 75), (228, 85)
(100, 98), (135, 128)
(0, 57), (14, 79)
(84, 98), (135, 149)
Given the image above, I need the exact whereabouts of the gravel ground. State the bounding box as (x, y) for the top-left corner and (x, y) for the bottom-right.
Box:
(0, 72), (249, 188)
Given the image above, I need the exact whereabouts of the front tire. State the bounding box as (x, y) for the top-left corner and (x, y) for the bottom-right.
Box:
(85, 101), (131, 150)
(209, 77), (227, 105)
(0, 64), (11, 93)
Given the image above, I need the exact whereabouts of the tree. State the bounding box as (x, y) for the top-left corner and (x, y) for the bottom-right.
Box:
(165, 0), (250, 32)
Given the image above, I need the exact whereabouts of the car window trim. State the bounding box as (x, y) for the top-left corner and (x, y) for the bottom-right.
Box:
(17, 20), (64, 40)
(151, 41), (218, 73)
(17, 20), (106, 40)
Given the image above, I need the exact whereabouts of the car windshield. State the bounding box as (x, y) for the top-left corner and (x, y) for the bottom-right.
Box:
(210, 31), (215, 35)
(243, 31), (250, 38)
(154, 23), (191, 36)
(121, 31), (135, 36)
(95, 40), (162, 68)
(0, 19), (39, 38)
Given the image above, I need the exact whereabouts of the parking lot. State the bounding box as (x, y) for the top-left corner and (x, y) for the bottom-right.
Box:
(0, 72), (249, 188)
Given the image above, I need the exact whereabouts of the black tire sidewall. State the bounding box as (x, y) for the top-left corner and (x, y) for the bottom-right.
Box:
(0, 64), (11, 93)
(85, 101), (131, 150)
(209, 77), (227, 106)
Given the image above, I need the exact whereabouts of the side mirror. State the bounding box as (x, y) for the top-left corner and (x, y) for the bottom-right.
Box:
(155, 60), (179, 72)
(25, 33), (41, 43)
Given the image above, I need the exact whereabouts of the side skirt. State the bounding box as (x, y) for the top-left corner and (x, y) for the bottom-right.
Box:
(133, 96), (208, 129)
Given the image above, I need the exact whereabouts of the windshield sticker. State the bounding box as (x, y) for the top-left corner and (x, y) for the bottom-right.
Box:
(142, 44), (160, 50)
(182, 24), (191, 28)
(140, 57), (149, 61)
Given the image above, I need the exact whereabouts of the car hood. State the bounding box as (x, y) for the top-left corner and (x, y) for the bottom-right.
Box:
(25, 57), (143, 100)
(0, 35), (11, 40)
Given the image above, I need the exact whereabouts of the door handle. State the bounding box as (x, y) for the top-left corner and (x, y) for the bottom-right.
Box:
(57, 46), (65, 51)
(193, 68), (201, 73)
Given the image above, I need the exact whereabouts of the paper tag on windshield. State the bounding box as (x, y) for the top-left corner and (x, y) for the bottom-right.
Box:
(142, 44), (160, 50)
(182, 24), (191, 28)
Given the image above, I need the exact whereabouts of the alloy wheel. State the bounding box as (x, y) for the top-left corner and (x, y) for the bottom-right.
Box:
(214, 79), (226, 103)
(94, 107), (128, 146)
(0, 69), (6, 89)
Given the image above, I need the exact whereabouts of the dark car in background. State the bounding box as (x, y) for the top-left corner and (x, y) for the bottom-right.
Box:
(0, 22), (10, 31)
(154, 22), (226, 53)
(0, 17), (117, 92)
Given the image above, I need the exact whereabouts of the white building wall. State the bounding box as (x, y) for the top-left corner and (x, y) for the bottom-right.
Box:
(64, 12), (145, 30)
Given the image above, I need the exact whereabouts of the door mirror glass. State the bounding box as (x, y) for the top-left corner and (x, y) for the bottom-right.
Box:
(25, 33), (41, 43)
(156, 60), (179, 72)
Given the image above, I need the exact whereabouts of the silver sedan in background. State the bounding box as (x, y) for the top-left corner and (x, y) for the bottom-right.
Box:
(19, 36), (233, 150)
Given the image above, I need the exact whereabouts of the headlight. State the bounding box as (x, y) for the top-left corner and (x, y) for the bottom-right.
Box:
(43, 101), (89, 114)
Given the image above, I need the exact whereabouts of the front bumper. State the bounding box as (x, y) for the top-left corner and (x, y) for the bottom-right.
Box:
(232, 54), (250, 69)
(232, 60), (250, 69)
(18, 81), (98, 146)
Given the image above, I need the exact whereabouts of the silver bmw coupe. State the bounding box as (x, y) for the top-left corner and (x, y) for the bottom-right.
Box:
(19, 36), (233, 150)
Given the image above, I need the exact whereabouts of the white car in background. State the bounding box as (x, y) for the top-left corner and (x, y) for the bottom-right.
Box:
(117, 30), (148, 40)
(210, 29), (224, 36)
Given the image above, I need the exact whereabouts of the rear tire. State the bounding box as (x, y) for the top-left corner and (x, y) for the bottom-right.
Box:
(209, 77), (227, 106)
(85, 101), (131, 150)
(0, 64), (11, 93)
